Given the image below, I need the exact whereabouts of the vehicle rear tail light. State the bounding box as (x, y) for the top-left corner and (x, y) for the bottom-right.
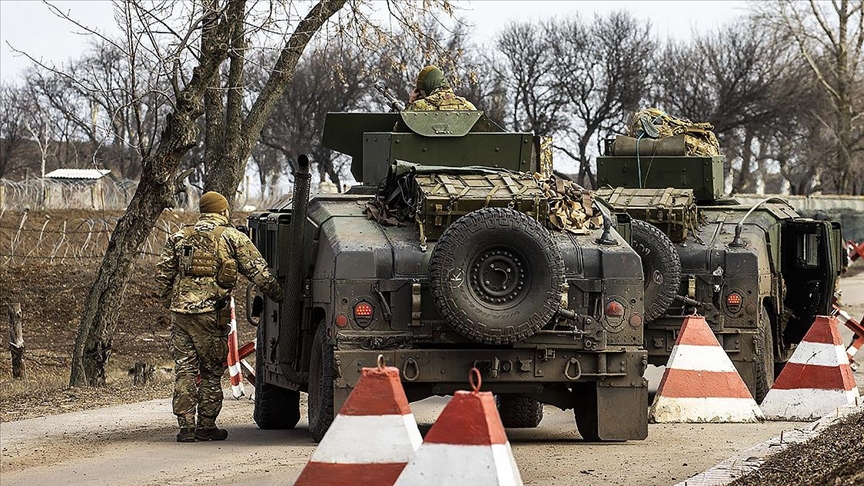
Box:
(354, 301), (374, 319)
(605, 300), (625, 317)
(726, 292), (742, 312)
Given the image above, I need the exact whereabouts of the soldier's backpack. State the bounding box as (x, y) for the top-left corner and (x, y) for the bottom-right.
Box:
(178, 225), (237, 289)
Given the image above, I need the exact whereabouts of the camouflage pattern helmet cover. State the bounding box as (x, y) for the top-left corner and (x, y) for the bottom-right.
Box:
(416, 65), (450, 94)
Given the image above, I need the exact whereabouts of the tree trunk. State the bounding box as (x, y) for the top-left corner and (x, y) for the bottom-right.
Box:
(318, 150), (343, 192)
(8, 303), (25, 379)
(733, 130), (755, 193)
(204, 0), (348, 208)
(69, 2), (241, 387)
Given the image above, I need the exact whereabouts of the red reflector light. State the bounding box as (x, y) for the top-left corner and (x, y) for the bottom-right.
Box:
(726, 293), (742, 307)
(354, 301), (374, 318)
(605, 300), (625, 317)
(335, 314), (349, 327)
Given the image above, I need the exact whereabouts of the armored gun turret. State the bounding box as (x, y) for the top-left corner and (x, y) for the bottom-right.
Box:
(246, 111), (650, 442)
(596, 127), (845, 401)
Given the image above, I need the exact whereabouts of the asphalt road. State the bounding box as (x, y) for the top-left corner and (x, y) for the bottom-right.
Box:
(2, 271), (862, 486)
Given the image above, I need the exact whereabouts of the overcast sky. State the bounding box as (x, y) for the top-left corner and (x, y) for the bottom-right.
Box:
(0, 0), (752, 83)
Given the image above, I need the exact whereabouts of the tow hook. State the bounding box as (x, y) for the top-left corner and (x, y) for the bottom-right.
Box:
(402, 357), (420, 381)
(564, 358), (582, 381)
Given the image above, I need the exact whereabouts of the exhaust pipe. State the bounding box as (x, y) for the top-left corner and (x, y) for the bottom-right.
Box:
(280, 154), (311, 370)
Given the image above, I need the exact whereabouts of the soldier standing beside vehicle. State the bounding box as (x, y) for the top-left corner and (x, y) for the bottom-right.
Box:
(405, 65), (476, 111)
(156, 191), (283, 442)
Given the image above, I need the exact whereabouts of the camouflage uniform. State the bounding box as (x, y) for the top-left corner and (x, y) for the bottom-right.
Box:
(156, 212), (283, 429)
(405, 87), (476, 111)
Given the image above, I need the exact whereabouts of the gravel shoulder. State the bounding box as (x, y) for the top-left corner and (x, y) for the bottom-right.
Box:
(731, 409), (864, 486)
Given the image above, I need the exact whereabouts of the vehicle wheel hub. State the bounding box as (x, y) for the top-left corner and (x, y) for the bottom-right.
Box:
(471, 249), (526, 305)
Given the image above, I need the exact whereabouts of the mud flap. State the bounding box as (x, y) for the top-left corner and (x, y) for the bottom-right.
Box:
(574, 380), (648, 441)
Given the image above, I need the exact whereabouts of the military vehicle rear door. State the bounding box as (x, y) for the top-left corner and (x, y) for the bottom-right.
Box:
(780, 220), (838, 340)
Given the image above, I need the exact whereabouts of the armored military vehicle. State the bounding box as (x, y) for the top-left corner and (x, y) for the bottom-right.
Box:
(246, 111), (649, 442)
(595, 127), (845, 402)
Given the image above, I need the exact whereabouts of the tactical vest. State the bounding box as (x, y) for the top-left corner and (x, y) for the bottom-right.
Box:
(177, 225), (238, 289)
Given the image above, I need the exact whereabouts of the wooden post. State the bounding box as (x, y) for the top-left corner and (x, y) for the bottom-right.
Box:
(8, 304), (25, 379)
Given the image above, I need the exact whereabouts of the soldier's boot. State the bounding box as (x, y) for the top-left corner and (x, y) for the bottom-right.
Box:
(176, 414), (197, 442)
(195, 416), (228, 441)
(195, 427), (228, 441)
(176, 428), (196, 443)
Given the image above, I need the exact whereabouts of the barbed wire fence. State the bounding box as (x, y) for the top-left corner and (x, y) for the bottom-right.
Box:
(1, 178), (293, 213)
(0, 177), (307, 266)
(0, 178), (142, 211)
(0, 210), (189, 266)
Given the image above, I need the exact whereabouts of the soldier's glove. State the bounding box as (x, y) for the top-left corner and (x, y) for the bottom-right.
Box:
(215, 296), (229, 310)
(235, 224), (249, 235)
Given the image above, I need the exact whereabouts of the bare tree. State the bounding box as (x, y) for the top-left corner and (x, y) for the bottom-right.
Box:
(249, 142), (285, 199)
(69, 0), (245, 386)
(495, 21), (565, 135)
(549, 12), (655, 188)
(62, 39), (170, 179)
(755, 0), (864, 194)
(653, 20), (812, 194)
(255, 40), (368, 190)
(0, 84), (30, 179)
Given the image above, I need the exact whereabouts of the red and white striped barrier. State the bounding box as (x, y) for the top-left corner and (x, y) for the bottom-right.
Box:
(650, 315), (763, 423)
(236, 341), (257, 387)
(394, 369), (523, 486)
(226, 297), (244, 398)
(761, 315), (860, 421)
(832, 304), (864, 365)
(295, 358), (422, 486)
(847, 240), (864, 263)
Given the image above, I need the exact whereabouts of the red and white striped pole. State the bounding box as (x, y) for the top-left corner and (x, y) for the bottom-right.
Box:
(226, 297), (244, 398)
(832, 304), (864, 367)
(847, 240), (864, 263)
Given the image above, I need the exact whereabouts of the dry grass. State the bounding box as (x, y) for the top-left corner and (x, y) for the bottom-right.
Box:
(0, 364), (174, 421)
(0, 369), (69, 400)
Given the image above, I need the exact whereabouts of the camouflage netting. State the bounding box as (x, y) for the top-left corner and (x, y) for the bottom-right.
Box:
(628, 108), (720, 156)
(535, 174), (603, 233)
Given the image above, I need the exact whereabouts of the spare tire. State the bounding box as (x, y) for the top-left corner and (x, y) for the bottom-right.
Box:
(429, 207), (564, 344)
(631, 219), (681, 321)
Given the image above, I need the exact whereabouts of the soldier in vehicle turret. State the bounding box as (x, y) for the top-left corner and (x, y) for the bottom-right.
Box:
(406, 65), (476, 111)
(156, 191), (283, 443)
